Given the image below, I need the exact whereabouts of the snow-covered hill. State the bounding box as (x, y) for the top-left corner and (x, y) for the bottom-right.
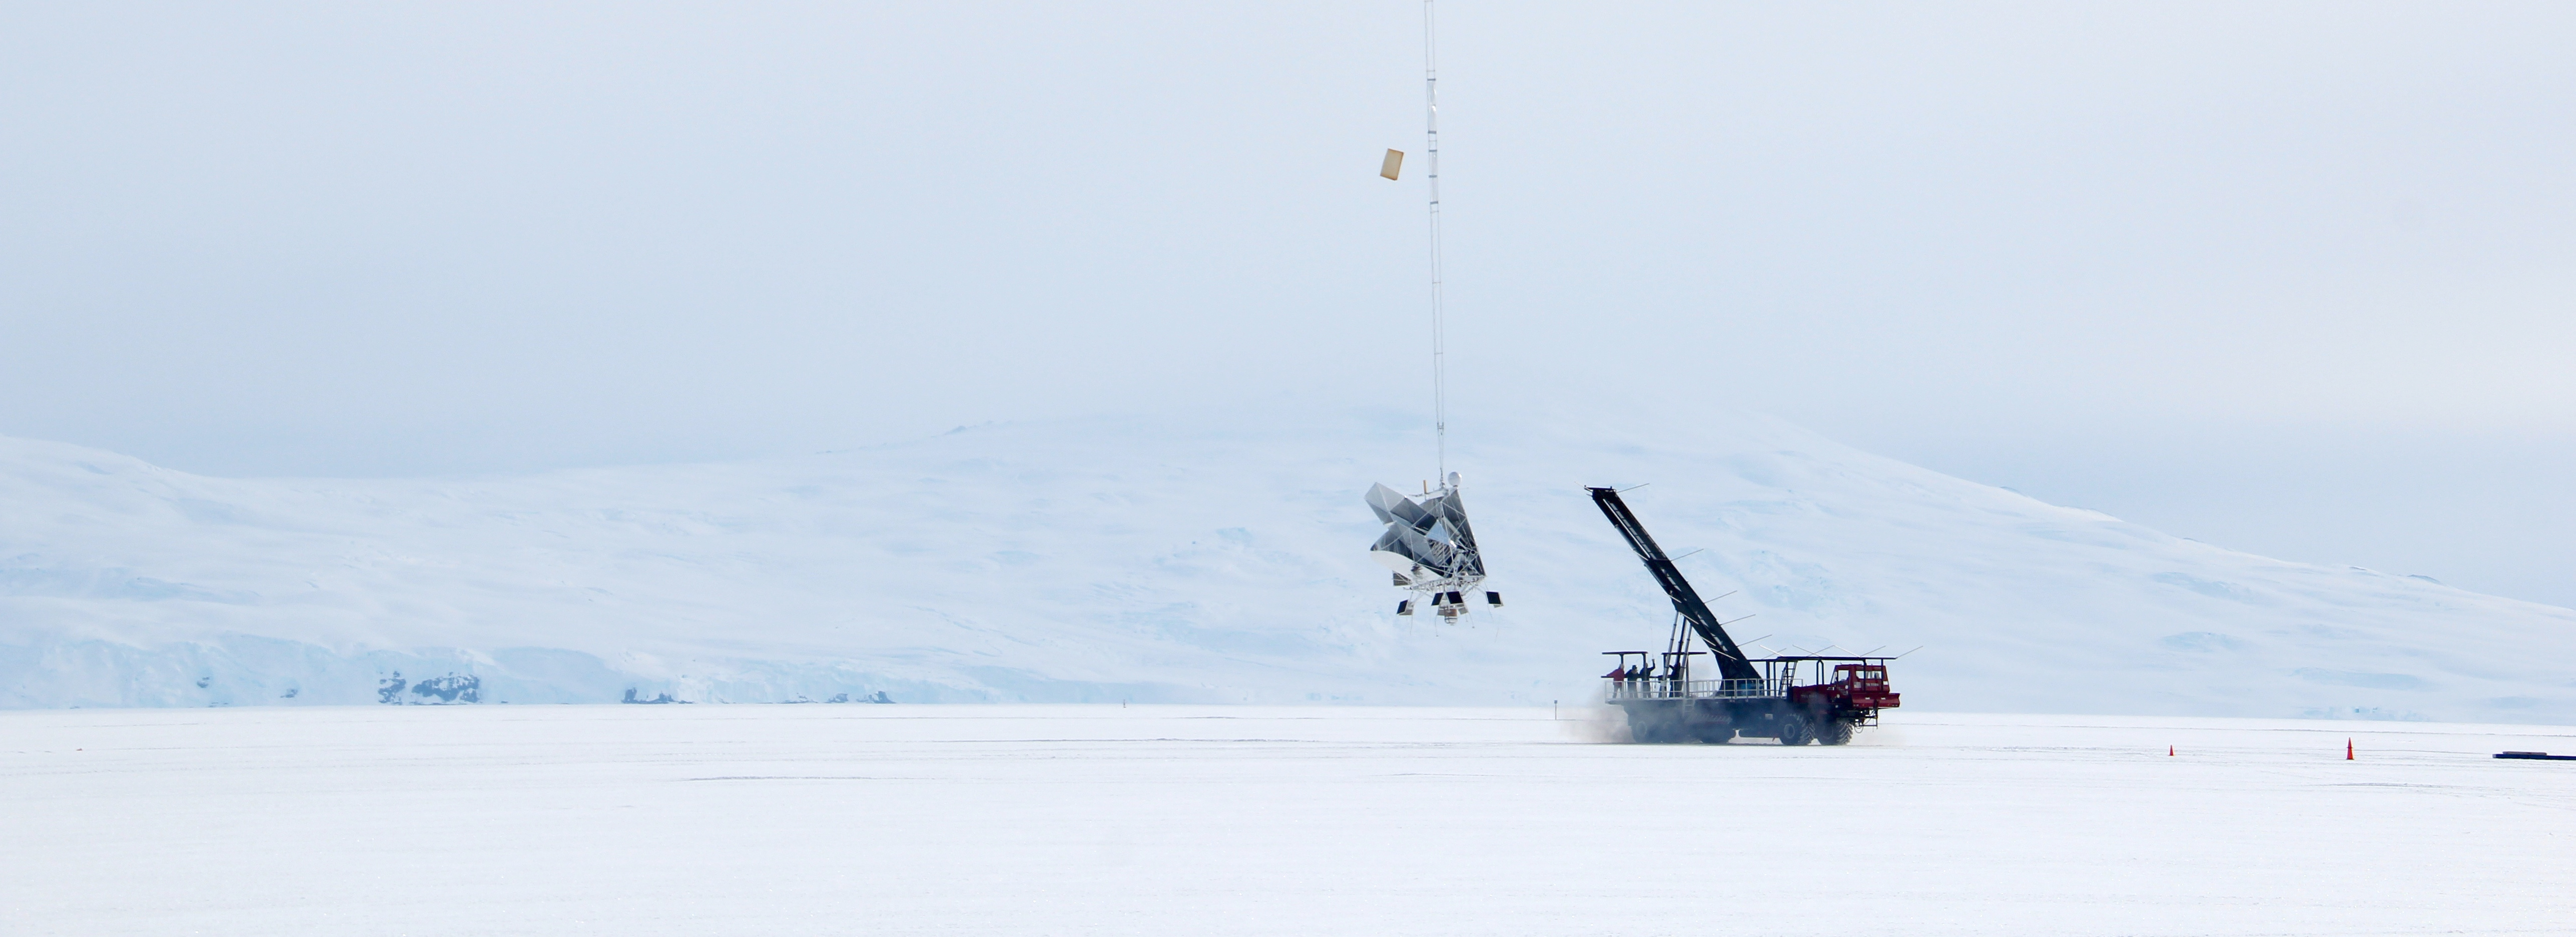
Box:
(3, 408), (2569, 720)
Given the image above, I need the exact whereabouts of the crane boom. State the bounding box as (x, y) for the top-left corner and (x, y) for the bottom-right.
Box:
(1587, 487), (1762, 682)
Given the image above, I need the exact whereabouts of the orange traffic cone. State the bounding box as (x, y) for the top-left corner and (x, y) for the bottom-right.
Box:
(2168, 745), (2175, 757)
(2347, 739), (2355, 761)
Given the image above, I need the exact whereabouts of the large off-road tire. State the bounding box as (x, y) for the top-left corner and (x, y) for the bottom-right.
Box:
(1775, 712), (1815, 746)
(1816, 717), (1855, 746)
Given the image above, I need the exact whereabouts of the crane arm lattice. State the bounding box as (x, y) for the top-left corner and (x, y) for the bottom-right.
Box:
(1586, 487), (1761, 682)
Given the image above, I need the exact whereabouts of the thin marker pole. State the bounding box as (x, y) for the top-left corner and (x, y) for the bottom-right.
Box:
(1423, 0), (1447, 480)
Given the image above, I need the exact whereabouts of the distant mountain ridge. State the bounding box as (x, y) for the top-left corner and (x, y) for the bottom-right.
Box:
(2, 408), (2570, 721)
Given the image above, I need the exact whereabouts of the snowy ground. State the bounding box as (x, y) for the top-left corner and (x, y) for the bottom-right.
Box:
(6, 705), (2572, 936)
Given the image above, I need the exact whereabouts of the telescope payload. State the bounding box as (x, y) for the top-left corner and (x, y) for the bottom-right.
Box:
(1365, 473), (1499, 622)
(1364, 1), (1498, 625)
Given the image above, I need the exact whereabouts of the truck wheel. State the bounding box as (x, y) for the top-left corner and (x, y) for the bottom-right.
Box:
(1816, 718), (1854, 746)
(1776, 713), (1814, 746)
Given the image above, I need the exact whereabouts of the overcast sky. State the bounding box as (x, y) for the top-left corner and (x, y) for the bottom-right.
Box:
(3, 2), (2570, 606)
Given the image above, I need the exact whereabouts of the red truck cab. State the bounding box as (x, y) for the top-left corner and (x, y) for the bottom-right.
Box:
(1830, 663), (1900, 710)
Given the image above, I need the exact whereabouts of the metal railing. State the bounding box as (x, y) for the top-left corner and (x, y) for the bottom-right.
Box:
(1603, 677), (1788, 701)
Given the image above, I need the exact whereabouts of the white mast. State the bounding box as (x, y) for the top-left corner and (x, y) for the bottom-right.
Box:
(1423, 0), (1447, 482)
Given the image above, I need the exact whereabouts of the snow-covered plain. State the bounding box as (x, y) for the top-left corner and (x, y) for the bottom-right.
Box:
(4, 407), (2573, 720)
(5, 704), (2573, 936)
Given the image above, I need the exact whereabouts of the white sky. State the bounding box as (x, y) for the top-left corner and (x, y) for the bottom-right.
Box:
(2, 2), (2570, 605)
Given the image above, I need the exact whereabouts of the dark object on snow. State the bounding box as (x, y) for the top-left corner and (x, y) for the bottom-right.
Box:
(2494, 751), (2576, 761)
